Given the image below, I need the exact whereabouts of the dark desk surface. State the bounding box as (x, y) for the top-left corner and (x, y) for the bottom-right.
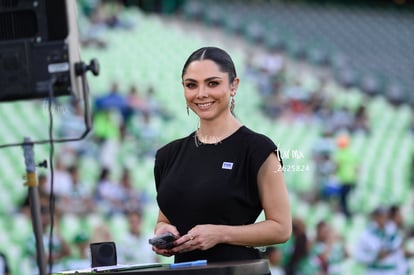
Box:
(73, 260), (270, 275)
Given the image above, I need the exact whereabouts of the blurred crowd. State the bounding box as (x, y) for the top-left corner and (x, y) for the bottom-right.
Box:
(6, 1), (170, 273)
(78, 0), (135, 49)
(245, 49), (371, 135)
(17, 82), (171, 272)
(263, 205), (414, 275)
(17, 83), (166, 273)
(245, 46), (414, 274)
(245, 49), (368, 220)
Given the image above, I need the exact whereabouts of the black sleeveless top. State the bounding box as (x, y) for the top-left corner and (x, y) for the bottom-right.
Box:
(154, 126), (280, 263)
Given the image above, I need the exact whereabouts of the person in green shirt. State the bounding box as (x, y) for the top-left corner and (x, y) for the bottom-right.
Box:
(333, 134), (359, 219)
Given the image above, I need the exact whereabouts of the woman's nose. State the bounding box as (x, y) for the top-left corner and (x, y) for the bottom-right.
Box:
(196, 85), (208, 98)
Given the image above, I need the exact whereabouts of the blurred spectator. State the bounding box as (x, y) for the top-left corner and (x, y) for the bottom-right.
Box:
(58, 98), (84, 138)
(94, 167), (124, 215)
(283, 217), (317, 275)
(310, 221), (348, 275)
(78, 18), (107, 49)
(388, 205), (414, 274)
(262, 92), (286, 119)
(78, 0), (134, 49)
(20, 173), (50, 218)
(261, 49), (286, 77)
(58, 98), (94, 158)
(95, 82), (128, 122)
(333, 134), (359, 219)
(93, 82), (131, 167)
(145, 86), (172, 120)
(389, 205), (404, 230)
(63, 232), (90, 270)
(56, 165), (95, 216)
(244, 51), (260, 83)
(0, 252), (10, 275)
(283, 80), (310, 122)
(315, 103), (335, 130)
(78, 0), (108, 49)
(130, 111), (160, 157)
(24, 206), (71, 273)
(126, 85), (149, 117)
(262, 246), (284, 275)
(93, 108), (122, 143)
(44, 157), (73, 198)
(91, 223), (113, 244)
(311, 128), (338, 203)
(352, 105), (370, 134)
(312, 127), (336, 158)
(244, 49), (285, 101)
(93, 109), (122, 168)
(354, 206), (404, 275)
(255, 64), (274, 97)
(330, 107), (353, 133)
(314, 152), (340, 204)
(119, 168), (145, 213)
(308, 91), (325, 120)
(261, 49), (286, 94)
(89, 0), (134, 30)
(117, 210), (157, 264)
(411, 151), (414, 203)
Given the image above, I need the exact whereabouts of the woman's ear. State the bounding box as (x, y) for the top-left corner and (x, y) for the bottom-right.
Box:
(231, 77), (240, 94)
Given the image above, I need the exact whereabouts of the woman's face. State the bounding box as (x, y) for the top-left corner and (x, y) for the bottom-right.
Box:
(182, 59), (238, 121)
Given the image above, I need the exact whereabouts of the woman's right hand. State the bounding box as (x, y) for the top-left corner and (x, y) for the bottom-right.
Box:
(152, 222), (180, 257)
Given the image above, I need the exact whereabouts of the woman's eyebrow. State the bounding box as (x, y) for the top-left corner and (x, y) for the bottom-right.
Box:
(204, 76), (222, 82)
(183, 76), (223, 82)
(183, 78), (197, 83)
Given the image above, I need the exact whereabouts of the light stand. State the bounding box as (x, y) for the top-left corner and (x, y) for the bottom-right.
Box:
(22, 137), (47, 275)
(18, 59), (99, 275)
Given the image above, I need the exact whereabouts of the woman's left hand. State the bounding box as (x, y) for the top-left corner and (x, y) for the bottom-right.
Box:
(170, 224), (223, 254)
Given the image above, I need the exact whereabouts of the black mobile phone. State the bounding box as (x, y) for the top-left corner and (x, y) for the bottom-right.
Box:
(148, 232), (178, 249)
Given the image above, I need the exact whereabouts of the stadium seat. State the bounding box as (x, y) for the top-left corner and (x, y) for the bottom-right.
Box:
(359, 73), (385, 97)
(385, 82), (410, 106)
(222, 14), (245, 35)
(202, 5), (225, 27)
(10, 213), (32, 245)
(180, 1), (204, 21)
(60, 214), (82, 243)
(285, 37), (308, 60)
(334, 67), (359, 88)
(307, 46), (331, 66)
(109, 213), (129, 242)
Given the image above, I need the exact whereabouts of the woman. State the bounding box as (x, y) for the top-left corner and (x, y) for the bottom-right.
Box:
(152, 47), (291, 263)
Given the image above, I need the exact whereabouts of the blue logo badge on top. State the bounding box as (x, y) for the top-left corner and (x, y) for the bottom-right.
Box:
(222, 162), (233, 170)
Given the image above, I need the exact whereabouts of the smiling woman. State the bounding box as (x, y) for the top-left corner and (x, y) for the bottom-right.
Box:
(182, 59), (238, 125)
(182, 47), (238, 121)
(152, 47), (291, 266)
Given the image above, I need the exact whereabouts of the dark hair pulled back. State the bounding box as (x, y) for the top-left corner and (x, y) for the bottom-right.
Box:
(181, 47), (237, 83)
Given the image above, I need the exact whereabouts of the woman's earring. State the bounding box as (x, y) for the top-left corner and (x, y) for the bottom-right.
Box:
(186, 106), (190, 116)
(230, 96), (235, 113)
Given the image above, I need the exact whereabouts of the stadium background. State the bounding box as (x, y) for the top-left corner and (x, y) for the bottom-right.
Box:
(0, 0), (413, 274)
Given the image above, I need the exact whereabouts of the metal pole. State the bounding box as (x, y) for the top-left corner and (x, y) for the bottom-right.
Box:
(23, 137), (47, 275)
